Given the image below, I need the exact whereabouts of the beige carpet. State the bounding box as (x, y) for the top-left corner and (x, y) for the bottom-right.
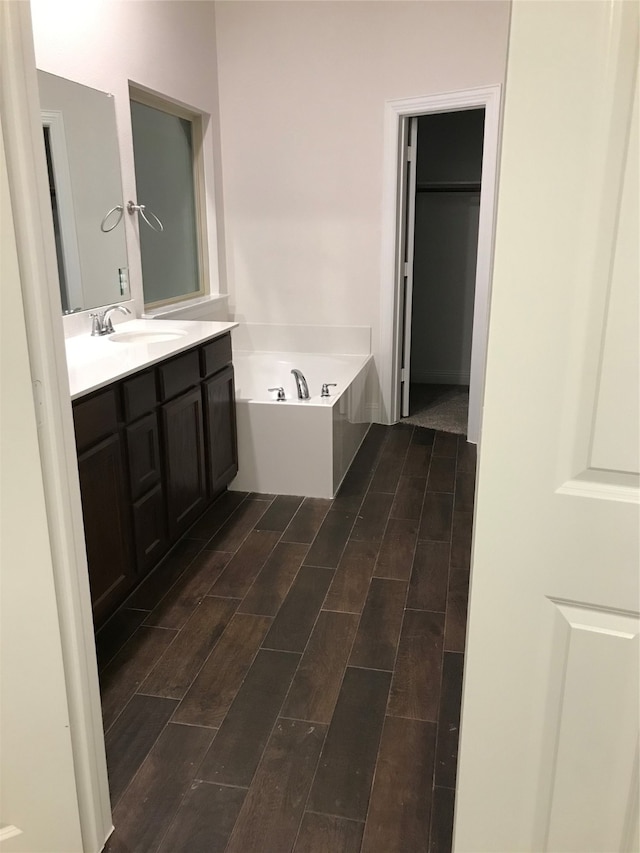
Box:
(403, 383), (469, 435)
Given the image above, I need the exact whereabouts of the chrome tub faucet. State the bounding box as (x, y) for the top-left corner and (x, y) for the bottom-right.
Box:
(291, 369), (310, 400)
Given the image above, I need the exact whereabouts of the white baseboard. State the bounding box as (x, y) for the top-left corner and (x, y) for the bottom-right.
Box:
(411, 370), (470, 385)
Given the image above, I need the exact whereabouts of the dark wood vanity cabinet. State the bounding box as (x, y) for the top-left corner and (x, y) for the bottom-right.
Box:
(162, 386), (208, 539)
(201, 335), (238, 495)
(126, 409), (167, 573)
(72, 332), (237, 627)
(73, 388), (134, 625)
(203, 365), (238, 496)
(76, 433), (134, 626)
(126, 411), (162, 501)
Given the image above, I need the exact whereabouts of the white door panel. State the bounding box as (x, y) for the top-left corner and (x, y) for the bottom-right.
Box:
(543, 601), (638, 852)
(455, 2), (639, 851)
(590, 72), (639, 475)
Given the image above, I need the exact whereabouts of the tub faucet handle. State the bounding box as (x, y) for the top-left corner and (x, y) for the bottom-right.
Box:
(268, 387), (286, 401)
(321, 383), (337, 397)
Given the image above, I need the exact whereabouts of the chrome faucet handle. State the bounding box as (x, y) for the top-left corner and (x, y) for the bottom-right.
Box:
(268, 387), (286, 401)
(321, 383), (337, 397)
(89, 313), (102, 336)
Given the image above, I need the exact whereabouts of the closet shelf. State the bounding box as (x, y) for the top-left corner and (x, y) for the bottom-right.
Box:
(416, 181), (481, 193)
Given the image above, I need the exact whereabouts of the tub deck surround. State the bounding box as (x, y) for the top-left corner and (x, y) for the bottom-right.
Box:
(233, 351), (371, 405)
(65, 318), (238, 399)
(230, 351), (373, 499)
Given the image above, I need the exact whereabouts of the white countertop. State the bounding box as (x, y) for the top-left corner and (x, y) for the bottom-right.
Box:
(65, 319), (238, 400)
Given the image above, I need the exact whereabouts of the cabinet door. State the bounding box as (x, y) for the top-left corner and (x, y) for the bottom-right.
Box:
(77, 433), (133, 626)
(131, 483), (167, 575)
(126, 412), (162, 502)
(161, 386), (207, 539)
(203, 365), (238, 497)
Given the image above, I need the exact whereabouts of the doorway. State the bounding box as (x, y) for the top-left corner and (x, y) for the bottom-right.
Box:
(378, 86), (501, 443)
(402, 109), (485, 435)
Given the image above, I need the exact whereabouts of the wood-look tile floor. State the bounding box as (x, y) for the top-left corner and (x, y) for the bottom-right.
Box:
(99, 424), (475, 853)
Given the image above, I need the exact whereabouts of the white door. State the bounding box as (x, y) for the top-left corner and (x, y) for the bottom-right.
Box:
(455, 2), (639, 852)
(0, 113), (85, 853)
(400, 117), (417, 418)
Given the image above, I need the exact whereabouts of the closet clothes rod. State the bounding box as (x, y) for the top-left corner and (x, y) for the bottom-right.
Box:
(416, 182), (481, 193)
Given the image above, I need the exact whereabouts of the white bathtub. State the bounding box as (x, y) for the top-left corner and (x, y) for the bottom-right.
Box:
(230, 351), (372, 498)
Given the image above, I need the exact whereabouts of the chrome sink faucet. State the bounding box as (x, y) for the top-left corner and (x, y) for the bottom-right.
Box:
(90, 304), (131, 336)
(291, 369), (310, 400)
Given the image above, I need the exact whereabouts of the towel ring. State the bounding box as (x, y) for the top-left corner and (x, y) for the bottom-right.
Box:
(126, 200), (164, 233)
(100, 205), (124, 233)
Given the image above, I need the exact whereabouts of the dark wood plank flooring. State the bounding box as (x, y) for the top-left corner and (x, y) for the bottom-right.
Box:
(101, 425), (475, 853)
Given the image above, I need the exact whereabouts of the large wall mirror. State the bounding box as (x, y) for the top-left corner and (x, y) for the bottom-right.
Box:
(37, 71), (129, 313)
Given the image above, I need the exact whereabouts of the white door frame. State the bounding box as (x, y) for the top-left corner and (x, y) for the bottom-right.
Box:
(1, 5), (112, 851)
(400, 116), (418, 418)
(378, 85), (502, 443)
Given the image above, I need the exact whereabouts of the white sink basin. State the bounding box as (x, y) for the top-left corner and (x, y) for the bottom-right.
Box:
(108, 329), (188, 344)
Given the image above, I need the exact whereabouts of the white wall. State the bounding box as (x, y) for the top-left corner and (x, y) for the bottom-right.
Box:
(31, 0), (509, 383)
(214, 0), (510, 414)
(30, 0), (226, 326)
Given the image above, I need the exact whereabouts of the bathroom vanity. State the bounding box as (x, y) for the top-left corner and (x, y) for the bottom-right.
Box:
(66, 320), (238, 626)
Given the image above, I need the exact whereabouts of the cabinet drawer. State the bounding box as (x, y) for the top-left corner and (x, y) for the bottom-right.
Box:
(126, 413), (161, 502)
(122, 370), (157, 423)
(201, 333), (232, 378)
(158, 349), (200, 401)
(73, 387), (119, 453)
